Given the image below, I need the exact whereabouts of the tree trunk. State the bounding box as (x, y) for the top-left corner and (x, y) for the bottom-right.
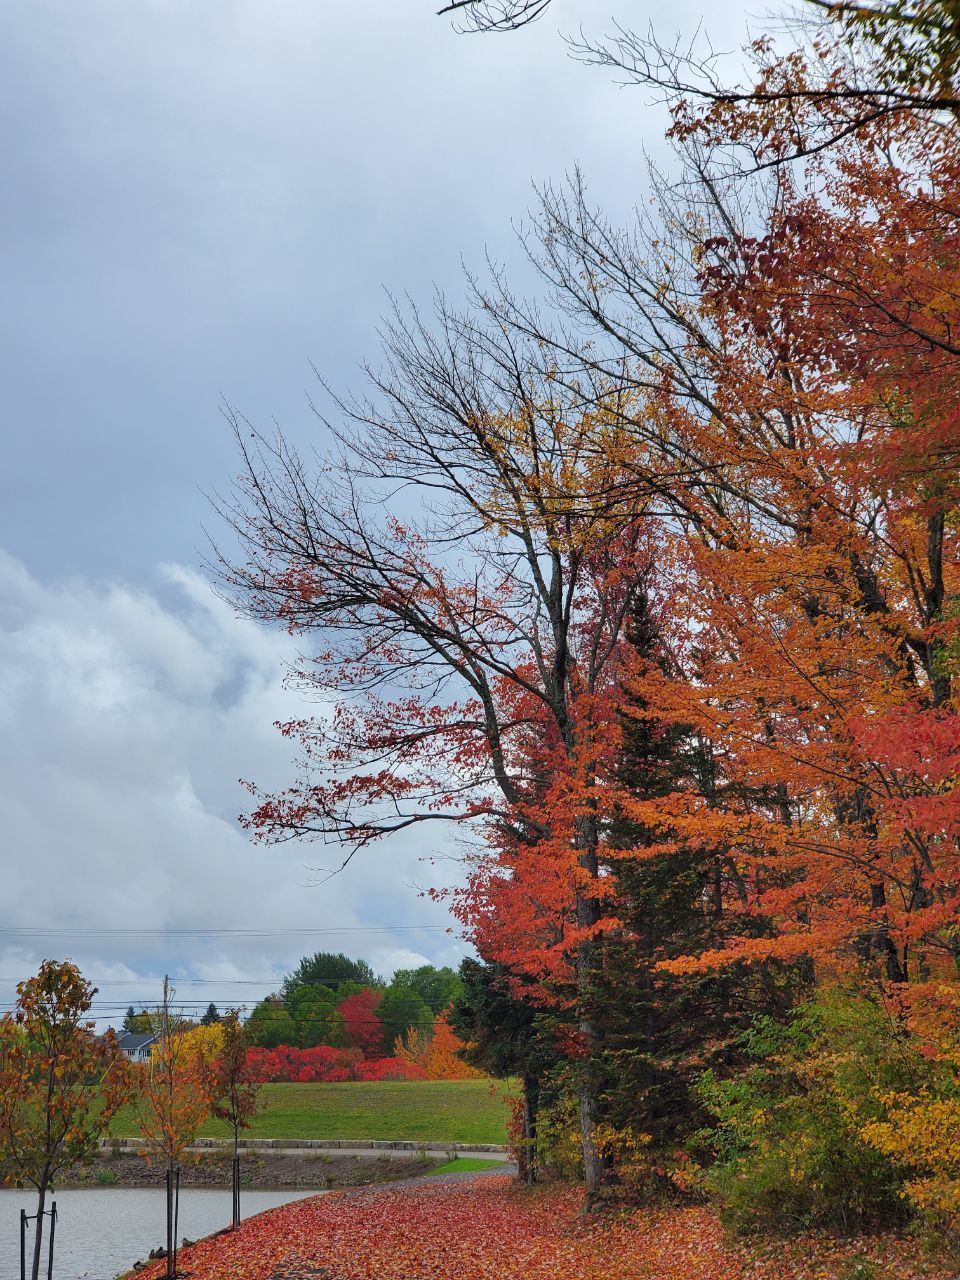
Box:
(521, 1074), (539, 1185)
(576, 1045), (605, 1201)
(574, 849), (606, 1203)
(869, 881), (908, 983)
(166, 1159), (176, 1280)
(30, 1182), (47, 1280)
(233, 1133), (241, 1228)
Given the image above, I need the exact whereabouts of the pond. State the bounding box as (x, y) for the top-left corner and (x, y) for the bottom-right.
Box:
(0, 1186), (321, 1280)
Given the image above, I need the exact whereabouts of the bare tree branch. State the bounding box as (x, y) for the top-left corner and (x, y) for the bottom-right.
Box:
(437, 0), (551, 32)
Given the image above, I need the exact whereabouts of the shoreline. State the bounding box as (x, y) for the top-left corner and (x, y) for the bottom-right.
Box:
(56, 1149), (449, 1191)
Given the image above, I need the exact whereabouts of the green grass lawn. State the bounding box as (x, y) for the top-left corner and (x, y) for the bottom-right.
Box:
(111, 1080), (512, 1146)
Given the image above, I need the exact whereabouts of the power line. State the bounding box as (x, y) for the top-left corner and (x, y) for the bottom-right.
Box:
(0, 977), (404, 986)
(0, 925), (452, 938)
(0, 1005), (423, 1024)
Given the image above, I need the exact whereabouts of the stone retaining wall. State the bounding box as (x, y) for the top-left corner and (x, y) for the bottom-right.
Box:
(99, 1137), (506, 1153)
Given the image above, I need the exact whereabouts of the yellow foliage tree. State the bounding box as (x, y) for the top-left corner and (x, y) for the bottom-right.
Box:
(860, 988), (960, 1239)
(0, 961), (132, 1280)
(175, 1021), (225, 1070)
(862, 1092), (960, 1223)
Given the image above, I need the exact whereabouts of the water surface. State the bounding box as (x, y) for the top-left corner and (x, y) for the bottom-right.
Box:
(0, 1186), (320, 1280)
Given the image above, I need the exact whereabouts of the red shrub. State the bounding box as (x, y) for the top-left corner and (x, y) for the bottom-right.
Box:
(356, 1056), (429, 1082)
(244, 1043), (423, 1083)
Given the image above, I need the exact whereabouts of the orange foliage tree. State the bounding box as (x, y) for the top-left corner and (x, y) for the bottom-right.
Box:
(133, 979), (212, 1276)
(395, 1009), (488, 1080)
(0, 960), (131, 1280)
(460, 39), (960, 998)
(202, 1011), (262, 1227)
(634, 66), (960, 985)
(133, 982), (212, 1170)
(216, 23), (960, 1198)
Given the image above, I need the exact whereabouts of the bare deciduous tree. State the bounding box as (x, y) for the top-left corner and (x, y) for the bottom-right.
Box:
(212, 299), (661, 1198)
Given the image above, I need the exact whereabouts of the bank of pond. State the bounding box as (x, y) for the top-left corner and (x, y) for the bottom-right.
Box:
(0, 1186), (318, 1280)
(2, 1149), (446, 1280)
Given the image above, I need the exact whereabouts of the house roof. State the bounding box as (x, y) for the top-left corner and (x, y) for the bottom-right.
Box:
(117, 1031), (158, 1050)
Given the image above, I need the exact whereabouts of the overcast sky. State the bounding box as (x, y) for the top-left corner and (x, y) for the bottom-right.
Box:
(0, 0), (753, 1025)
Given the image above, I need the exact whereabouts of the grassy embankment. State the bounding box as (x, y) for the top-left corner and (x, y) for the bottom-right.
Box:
(110, 1080), (512, 1146)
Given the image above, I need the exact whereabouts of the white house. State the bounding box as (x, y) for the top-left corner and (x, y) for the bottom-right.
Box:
(116, 1031), (159, 1061)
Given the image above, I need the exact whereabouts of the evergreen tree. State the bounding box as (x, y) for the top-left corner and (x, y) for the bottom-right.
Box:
(200, 1002), (221, 1026)
(122, 1006), (152, 1034)
(450, 958), (562, 1184)
(594, 588), (802, 1151)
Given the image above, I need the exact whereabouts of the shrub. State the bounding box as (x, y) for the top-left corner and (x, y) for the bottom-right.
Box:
(696, 988), (915, 1234)
(856, 984), (960, 1251)
(593, 1124), (686, 1205)
(243, 1044), (429, 1083)
(534, 1087), (583, 1182)
(862, 1091), (960, 1241)
(355, 1056), (429, 1082)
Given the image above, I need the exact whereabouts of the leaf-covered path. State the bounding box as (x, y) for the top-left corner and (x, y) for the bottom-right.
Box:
(135, 1175), (950, 1280)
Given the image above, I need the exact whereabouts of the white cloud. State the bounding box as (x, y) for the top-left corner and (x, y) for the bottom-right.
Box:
(0, 552), (470, 1024)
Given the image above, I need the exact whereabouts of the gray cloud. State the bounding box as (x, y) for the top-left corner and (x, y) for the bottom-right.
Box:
(0, 553), (467, 1023)
(0, 0), (753, 1017)
(0, 0), (749, 578)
